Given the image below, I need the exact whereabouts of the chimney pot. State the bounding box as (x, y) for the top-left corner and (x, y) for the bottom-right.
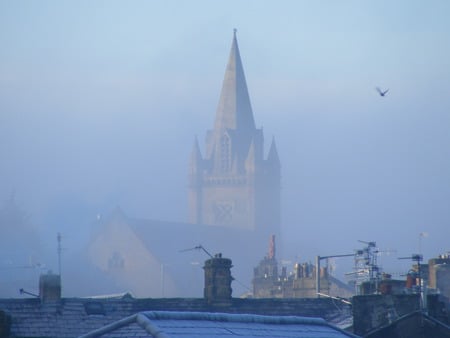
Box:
(203, 256), (233, 304)
(39, 273), (61, 302)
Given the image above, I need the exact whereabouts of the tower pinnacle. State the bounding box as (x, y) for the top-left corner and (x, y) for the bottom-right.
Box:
(213, 31), (255, 135)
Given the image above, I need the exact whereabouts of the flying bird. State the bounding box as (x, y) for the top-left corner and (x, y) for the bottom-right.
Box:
(376, 87), (389, 97)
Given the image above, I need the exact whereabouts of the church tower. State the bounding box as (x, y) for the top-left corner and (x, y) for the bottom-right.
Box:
(189, 31), (281, 237)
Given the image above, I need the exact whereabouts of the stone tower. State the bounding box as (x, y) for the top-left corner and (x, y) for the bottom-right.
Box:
(189, 31), (281, 238)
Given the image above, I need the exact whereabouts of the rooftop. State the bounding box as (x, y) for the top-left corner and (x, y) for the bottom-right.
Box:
(0, 296), (354, 338)
(80, 311), (358, 338)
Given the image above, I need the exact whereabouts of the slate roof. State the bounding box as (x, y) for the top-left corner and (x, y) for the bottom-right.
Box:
(79, 311), (360, 338)
(0, 296), (354, 338)
(364, 310), (450, 338)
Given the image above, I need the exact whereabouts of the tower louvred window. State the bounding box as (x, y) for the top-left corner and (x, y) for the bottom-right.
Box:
(220, 135), (231, 172)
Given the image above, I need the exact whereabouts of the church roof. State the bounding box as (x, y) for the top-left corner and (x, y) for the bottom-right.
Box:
(128, 217), (260, 296)
(213, 30), (256, 134)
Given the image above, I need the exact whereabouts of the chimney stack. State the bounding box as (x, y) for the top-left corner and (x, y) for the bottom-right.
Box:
(39, 272), (61, 302)
(203, 253), (233, 304)
(0, 310), (11, 338)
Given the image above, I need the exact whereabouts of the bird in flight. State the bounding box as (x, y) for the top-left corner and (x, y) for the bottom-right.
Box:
(376, 87), (389, 97)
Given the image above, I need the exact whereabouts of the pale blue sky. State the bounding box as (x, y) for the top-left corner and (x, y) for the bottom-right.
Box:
(1, 1), (450, 282)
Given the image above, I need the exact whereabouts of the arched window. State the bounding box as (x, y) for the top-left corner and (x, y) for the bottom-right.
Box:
(220, 134), (231, 172)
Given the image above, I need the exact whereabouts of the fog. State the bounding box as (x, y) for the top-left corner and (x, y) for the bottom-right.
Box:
(1, 1), (450, 297)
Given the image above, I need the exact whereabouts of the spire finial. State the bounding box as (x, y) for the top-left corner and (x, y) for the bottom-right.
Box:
(233, 28), (237, 38)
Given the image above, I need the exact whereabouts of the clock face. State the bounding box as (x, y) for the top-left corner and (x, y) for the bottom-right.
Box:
(213, 201), (233, 224)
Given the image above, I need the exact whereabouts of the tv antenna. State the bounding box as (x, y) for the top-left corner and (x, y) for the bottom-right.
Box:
(346, 240), (382, 294)
(179, 244), (213, 258)
(399, 254), (424, 310)
(57, 233), (62, 277)
(179, 245), (251, 293)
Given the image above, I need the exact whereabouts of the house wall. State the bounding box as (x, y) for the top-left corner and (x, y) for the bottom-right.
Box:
(428, 257), (450, 300)
(88, 219), (177, 297)
(352, 294), (420, 336)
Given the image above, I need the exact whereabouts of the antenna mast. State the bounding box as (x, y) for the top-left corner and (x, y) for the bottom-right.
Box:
(57, 233), (62, 277)
(346, 240), (381, 295)
(179, 244), (213, 258)
(399, 254), (424, 310)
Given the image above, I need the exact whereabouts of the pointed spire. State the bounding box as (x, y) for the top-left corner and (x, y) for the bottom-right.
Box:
(245, 139), (256, 173)
(213, 30), (256, 134)
(190, 136), (202, 174)
(267, 137), (280, 167)
(191, 136), (202, 160)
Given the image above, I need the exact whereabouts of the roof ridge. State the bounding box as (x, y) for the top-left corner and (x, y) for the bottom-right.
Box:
(142, 310), (327, 325)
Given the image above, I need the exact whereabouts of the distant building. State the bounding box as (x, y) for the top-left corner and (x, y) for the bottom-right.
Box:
(428, 254), (450, 301)
(2, 256), (450, 338)
(0, 195), (44, 297)
(83, 32), (284, 298)
(364, 311), (450, 338)
(85, 208), (263, 297)
(426, 254), (450, 325)
(252, 236), (354, 299)
(188, 30), (281, 240)
(352, 253), (450, 336)
(0, 257), (356, 338)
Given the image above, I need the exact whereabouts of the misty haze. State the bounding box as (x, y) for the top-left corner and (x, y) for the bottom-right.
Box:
(1, 2), (450, 301)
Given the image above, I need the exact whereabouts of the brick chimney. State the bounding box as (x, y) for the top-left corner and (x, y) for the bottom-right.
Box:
(39, 272), (61, 302)
(203, 253), (233, 304)
(0, 310), (11, 338)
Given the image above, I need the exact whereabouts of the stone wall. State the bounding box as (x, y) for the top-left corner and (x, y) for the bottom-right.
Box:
(427, 294), (450, 325)
(352, 294), (420, 336)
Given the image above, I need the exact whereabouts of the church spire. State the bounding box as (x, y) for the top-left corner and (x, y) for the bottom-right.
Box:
(189, 136), (202, 175)
(213, 30), (256, 134)
(267, 137), (280, 167)
(189, 32), (281, 234)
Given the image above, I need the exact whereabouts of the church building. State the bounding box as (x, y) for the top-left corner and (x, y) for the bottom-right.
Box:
(188, 30), (281, 239)
(80, 32), (283, 298)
